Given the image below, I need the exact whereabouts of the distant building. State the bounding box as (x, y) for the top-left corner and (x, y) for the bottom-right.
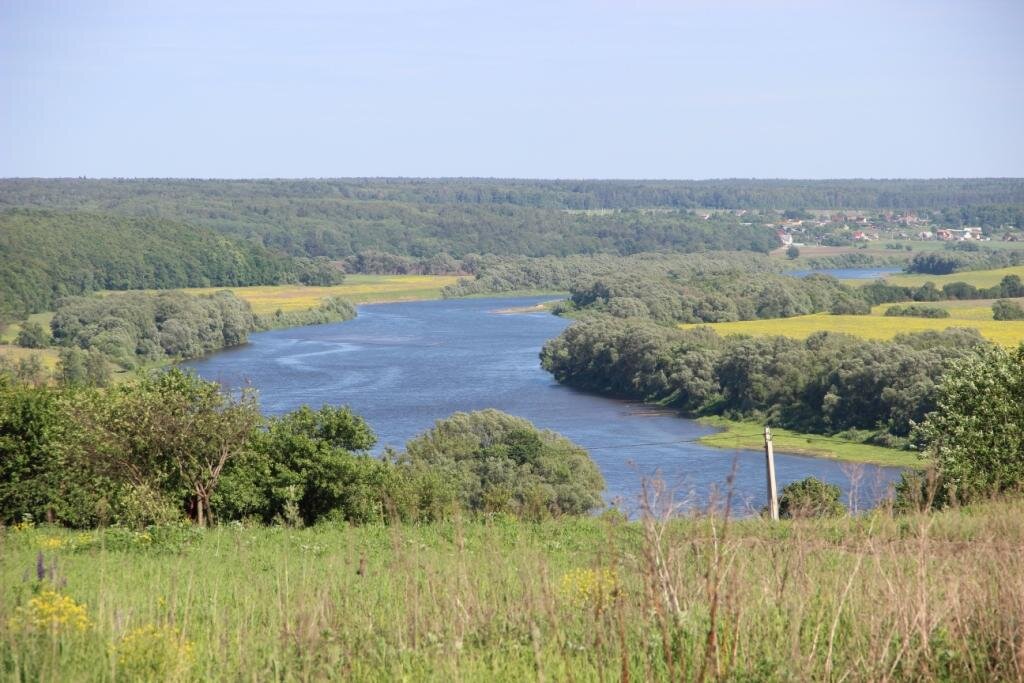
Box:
(777, 231), (794, 246)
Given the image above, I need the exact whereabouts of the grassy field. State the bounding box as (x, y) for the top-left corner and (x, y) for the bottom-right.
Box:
(0, 345), (60, 371)
(0, 312), (55, 345)
(181, 274), (463, 315)
(878, 264), (1024, 289)
(699, 417), (923, 468)
(681, 300), (1024, 347)
(3, 501), (1022, 681)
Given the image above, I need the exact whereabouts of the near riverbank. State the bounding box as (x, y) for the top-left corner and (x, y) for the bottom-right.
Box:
(698, 416), (924, 468)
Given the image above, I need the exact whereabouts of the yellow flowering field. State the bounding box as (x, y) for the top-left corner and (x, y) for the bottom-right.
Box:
(179, 274), (462, 314)
(681, 301), (1024, 347)
(872, 264), (1024, 289)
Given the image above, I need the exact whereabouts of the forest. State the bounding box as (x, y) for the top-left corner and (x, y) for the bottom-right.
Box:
(541, 316), (990, 447)
(0, 209), (297, 320)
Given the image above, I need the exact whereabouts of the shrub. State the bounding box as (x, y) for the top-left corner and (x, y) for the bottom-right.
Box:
(992, 299), (1024, 321)
(14, 322), (49, 349)
(912, 344), (1024, 503)
(884, 304), (951, 319)
(399, 410), (605, 518)
(777, 477), (845, 519)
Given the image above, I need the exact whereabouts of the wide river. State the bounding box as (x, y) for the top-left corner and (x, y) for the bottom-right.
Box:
(184, 296), (901, 514)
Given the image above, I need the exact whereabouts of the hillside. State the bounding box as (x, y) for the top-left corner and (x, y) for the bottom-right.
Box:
(0, 209), (295, 319)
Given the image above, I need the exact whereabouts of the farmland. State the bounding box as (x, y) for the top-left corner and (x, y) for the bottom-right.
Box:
(179, 274), (463, 315)
(681, 299), (1024, 346)
(878, 264), (1024, 289)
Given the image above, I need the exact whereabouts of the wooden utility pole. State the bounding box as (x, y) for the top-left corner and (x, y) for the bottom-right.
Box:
(764, 426), (779, 521)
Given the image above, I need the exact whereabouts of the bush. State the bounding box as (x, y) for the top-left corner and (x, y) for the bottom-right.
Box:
(786, 245), (800, 259)
(884, 304), (951, 319)
(777, 477), (845, 519)
(912, 345), (1024, 503)
(992, 299), (1024, 321)
(399, 410), (605, 518)
(14, 322), (49, 349)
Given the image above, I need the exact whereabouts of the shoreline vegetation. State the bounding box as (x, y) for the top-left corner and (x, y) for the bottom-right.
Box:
(697, 416), (924, 468)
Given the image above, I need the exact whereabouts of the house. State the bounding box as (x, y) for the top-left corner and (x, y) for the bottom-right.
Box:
(777, 231), (793, 246)
(918, 231), (934, 240)
(936, 229), (955, 241)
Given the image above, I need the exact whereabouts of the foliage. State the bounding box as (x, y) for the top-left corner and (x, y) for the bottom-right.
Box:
(70, 369), (262, 526)
(542, 316), (988, 440)
(399, 410), (605, 518)
(14, 322), (49, 349)
(883, 304), (951, 318)
(993, 299), (1024, 320)
(0, 208), (294, 319)
(216, 405), (390, 526)
(786, 245), (800, 259)
(911, 345), (1024, 503)
(776, 477), (845, 518)
(50, 290), (255, 368)
(252, 296), (356, 331)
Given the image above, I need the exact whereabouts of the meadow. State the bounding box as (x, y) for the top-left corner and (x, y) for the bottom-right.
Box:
(2, 499), (1022, 681)
(877, 264), (1024, 289)
(180, 274), (463, 315)
(681, 299), (1024, 347)
(698, 417), (922, 468)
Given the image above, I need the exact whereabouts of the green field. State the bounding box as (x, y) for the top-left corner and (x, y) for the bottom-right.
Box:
(681, 300), (1024, 347)
(3, 502), (1021, 681)
(879, 264), (1024, 289)
(698, 417), (923, 468)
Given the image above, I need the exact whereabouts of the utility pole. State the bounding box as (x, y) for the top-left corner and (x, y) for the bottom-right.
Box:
(764, 426), (779, 521)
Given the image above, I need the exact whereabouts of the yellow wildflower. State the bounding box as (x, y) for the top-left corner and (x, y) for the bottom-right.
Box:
(8, 590), (90, 633)
(115, 623), (194, 681)
(558, 567), (619, 612)
(39, 536), (64, 550)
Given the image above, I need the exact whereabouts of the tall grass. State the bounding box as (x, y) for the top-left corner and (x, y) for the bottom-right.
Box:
(2, 497), (1022, 681)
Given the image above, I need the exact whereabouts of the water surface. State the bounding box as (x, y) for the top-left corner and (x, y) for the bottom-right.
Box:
(787, 267), (902, 279)
(184, 297), (901, 514)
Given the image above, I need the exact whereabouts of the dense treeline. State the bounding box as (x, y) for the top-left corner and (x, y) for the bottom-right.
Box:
(0, 209), (296, 319)
(442, 252), (780, 297)
(0, 370), (604, 527)
(541, 316), (989, 444)
(50, 291), (255, 369)
(562, 272), (868, 324)
(907, 249), (1024, 275)
(4, 177), (1023, 212)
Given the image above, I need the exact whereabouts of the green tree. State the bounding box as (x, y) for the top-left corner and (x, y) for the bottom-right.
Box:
(777, 477), (844, 519)
(217, 405), (392, 525)
(993, 299), (1024, 321)
(399, 410), (604, 518)
(57, 348), (87, 385)
(15, 322), (49, 349)
(912, 345), (1024, 502)
(72, 369), (261, 525)
(786, 244), (800, 259)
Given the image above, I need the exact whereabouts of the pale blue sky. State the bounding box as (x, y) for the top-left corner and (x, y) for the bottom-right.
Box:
(2, 0), (1022, 178)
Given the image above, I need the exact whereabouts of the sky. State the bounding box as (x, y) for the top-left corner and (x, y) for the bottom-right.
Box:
(1, 0), (1022, 179)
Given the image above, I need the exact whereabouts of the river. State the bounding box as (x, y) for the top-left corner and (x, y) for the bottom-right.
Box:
(184, 296), (901, 514)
